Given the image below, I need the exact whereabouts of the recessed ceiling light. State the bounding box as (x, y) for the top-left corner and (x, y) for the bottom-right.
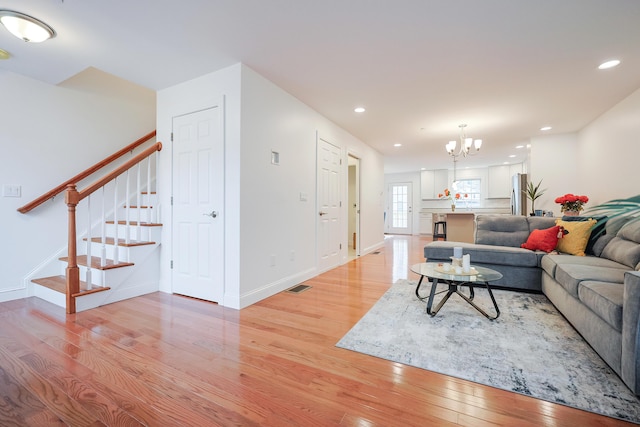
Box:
(421, 167), (426, 170)
(354, 107), (365, 113)
(598, 59), (620, 70)
(394, 143), (402, 147)
(503, 162), (510, 165)
(515, 145), (524, 149)
(540, 126), (552, 131)
(509, 155), (516, 158)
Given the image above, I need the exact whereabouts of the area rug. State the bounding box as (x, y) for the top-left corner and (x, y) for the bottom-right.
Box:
(336, 280), (640, 424)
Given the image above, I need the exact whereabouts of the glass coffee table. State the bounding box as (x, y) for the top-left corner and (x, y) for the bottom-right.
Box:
(410, 262), (502, 320)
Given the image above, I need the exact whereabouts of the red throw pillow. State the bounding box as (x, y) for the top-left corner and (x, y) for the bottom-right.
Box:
(521, 225), (563, 253)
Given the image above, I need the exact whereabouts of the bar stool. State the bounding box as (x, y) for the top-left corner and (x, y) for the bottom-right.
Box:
(432, 213), (447, 241)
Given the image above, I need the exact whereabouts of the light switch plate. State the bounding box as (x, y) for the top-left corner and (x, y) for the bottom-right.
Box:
(2, 184), (21, 197)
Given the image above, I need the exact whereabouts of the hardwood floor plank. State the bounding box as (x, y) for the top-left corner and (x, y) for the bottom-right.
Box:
(0, 235), (635, 426)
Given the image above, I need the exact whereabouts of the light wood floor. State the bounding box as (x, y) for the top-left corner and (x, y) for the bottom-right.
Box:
(0, 235), (633, 426)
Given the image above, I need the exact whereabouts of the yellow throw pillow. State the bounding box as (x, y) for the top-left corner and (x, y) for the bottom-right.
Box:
(555, 218), (597, 256)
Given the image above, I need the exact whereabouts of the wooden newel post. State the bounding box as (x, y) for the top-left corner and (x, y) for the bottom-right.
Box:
(65, 184), (81, 314)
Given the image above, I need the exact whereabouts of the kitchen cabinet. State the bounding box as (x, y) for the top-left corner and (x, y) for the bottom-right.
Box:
(421, 169), (449, 200)
(420, 170), (435, 199)
(419, 212), (432, 234)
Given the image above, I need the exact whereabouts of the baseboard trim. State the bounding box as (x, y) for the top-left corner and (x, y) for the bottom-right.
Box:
(236, 267), (317, 309)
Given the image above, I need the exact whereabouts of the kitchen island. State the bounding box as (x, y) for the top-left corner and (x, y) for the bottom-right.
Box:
(444, 212), (475, 243)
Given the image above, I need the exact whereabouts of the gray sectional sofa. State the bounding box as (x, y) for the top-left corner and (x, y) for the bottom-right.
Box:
(423, 214), (640, 395)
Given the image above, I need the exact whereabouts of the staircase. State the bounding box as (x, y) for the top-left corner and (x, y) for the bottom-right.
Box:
(30, 194), (162, 312)
(18, 132), (162, 313)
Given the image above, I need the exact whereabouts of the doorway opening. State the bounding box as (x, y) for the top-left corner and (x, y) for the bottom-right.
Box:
(347, 154), (361, 261)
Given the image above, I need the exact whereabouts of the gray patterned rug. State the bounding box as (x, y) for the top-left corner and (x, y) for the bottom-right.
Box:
(336, 280), (640, 424)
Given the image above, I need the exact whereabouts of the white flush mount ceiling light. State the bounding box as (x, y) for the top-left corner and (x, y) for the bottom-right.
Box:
(598, 59), (620, 70)
(445, 124), (482, 158)
(0, 10), (56, 43)
(354, 107), (366, 113)
(540, 126), (552, 131)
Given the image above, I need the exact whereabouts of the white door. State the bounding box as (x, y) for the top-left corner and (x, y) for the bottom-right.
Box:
(317, 137), (342, 272)
(387, 182), (413, 235)
(171, 106), (224, 303)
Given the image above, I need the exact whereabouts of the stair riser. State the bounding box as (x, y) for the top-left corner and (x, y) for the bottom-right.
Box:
(116, 207), (159, 223)
(84, 241), (158, 260)
(103, 224), (161, 241)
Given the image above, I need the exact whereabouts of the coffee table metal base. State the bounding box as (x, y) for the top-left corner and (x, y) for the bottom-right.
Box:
(415, 276), (500, 320)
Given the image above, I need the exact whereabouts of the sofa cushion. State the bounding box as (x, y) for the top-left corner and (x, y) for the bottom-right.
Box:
(555, 218), (597, 256)
(554, 264), (627, 298)
(592, 234), (615, 257)
(527, 216), (557, 232)
(423, 241), (540, 267)
(601, 220), (640, 269)
(541, 254), (629, 278)
(475, 216), (530, 247)
(559, 216), (607, 255)
(521, 225), (562, 252)
(578, 281), (623, 332)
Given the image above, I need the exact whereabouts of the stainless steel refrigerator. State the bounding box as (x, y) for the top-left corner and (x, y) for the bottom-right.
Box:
(511, 173), (528, 215)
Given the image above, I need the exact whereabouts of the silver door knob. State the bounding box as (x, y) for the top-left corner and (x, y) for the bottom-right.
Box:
(203, 211), (218, 218)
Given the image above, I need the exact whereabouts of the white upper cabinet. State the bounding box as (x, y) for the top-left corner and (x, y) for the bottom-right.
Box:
(421, 169), (448, 200)
(420, 170), (435, 199)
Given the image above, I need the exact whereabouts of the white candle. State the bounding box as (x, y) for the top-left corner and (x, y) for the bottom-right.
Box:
(463, 254), (471, 272)
(454, 247), (463, 259)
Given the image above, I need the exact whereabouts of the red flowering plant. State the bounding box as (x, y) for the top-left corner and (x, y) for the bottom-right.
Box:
(438, 189), (468, 202)
(555, 193), (589, 213)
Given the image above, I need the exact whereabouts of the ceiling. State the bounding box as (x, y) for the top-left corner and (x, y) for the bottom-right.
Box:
(2, 0), (639, 173)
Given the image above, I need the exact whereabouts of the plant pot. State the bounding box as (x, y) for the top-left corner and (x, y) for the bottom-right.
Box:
(563, 210), (579, 216)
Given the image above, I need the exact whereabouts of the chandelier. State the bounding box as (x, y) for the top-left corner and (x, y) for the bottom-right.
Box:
(445, 124), (482, 158)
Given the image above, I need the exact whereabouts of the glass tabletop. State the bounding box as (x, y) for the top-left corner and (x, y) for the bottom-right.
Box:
(411, 262), (503, 283)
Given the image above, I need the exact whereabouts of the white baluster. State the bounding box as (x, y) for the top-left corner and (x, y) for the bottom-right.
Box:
(85, 195), (92, 291)
(101, 186), (106, 267)
(113, 176), (119, 264)
(155, 149), (160, 224)
(136, 162), (142, 242)
(125, 169), (131, 246)
(146, 155), (152, 241)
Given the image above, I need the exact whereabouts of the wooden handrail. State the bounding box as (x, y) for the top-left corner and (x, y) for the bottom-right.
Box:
(77, 142), (162, 201)
(18, 130), (156, 214)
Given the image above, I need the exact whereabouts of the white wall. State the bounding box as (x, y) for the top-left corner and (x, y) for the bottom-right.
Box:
(239, 66), (385, 306)
(529, 133), (580, 215)
(158, 64), (385, 309)
(578, 87), (640, 204)
(0, 70), (156, 302)
(529, 84), (640, 214)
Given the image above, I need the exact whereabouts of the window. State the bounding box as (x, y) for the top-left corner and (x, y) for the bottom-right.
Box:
(454, 179), (481, 207)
